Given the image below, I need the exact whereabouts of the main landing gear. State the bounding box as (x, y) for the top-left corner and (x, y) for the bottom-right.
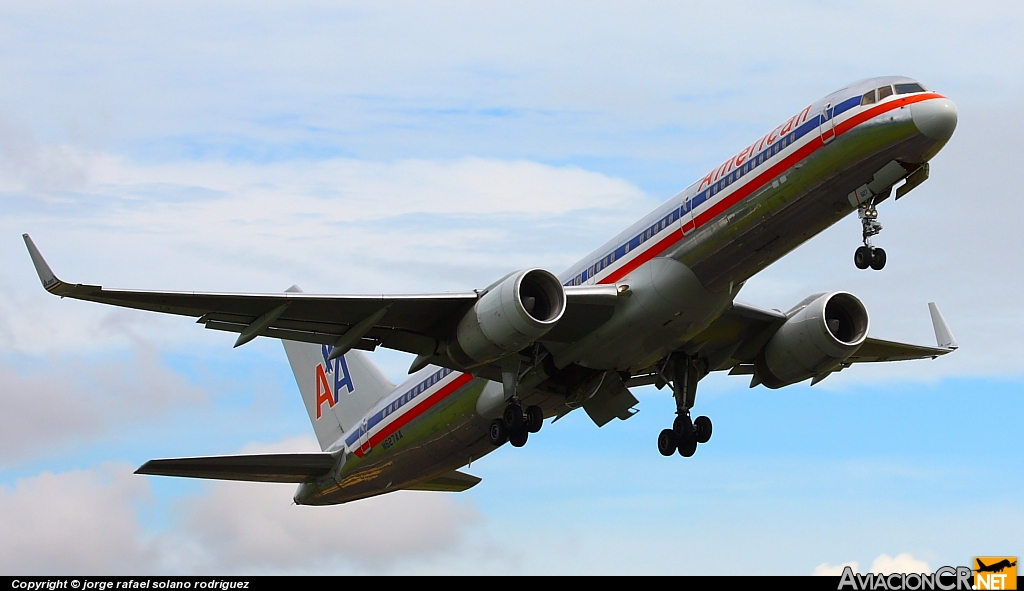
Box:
(854, 200), (886, 271)
(656, 354), (713, 458)
(658, 414), (712, 457)
(488, 401), (544, 448)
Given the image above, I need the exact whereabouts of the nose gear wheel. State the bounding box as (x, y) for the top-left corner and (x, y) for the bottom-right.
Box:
(855, 200), (886, 270)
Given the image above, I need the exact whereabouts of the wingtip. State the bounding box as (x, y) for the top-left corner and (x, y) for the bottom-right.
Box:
(22, 234), (64, 293)
(928, 302), (958, 350)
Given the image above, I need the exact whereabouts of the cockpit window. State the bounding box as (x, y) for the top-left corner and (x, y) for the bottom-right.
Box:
(895, 82), (925, 94)
(877, 85), (894, 100)
(860, 90), (876, 105)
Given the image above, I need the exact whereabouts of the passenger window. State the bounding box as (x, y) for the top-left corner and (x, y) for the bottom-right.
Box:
(861, 90), (876, 105)
(877, 85), (893, 100)
(895, 83), (925, 94)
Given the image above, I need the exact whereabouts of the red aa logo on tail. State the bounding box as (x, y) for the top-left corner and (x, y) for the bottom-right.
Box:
(314, 345), (354, 419)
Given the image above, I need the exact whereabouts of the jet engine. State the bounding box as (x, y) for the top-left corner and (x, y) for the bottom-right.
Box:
(448, 268), (566, 367)
(755, 292), (870, 388)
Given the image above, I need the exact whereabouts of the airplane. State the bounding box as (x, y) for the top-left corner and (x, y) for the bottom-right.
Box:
(976, 559), (1016, 574)
(23, 75), (959, 505)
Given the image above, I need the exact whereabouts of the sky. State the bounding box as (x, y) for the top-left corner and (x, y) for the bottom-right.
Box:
(1, 0), (1022, 575)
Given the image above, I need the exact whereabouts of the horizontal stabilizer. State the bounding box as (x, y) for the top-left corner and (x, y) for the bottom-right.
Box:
(404, 470), (481, 492)
(135, 453), (336, 483)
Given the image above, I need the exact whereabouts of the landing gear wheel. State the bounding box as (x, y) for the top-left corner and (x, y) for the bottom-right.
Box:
(509, 428), (529, 448)
(487, 419), (508, 446)
(694, 415), (712, 444)
(854, 246), (871, 269)
(673, 414), (693, 439)
(525, 405), (544, 433)
(657, 429), (678, 456)
(503, 403), (524, 432)
(678, 436), (697, 457)
(870, 247), (886, 270)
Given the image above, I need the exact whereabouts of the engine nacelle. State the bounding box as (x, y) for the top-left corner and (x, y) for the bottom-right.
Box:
(448, 268), (566, 367)
(755, 291), (870, 389)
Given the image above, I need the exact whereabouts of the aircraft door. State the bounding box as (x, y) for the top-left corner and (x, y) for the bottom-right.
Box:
(819, 102), (836, 144)
(681, 191), (695, 236)
(358, 417), (372, 455)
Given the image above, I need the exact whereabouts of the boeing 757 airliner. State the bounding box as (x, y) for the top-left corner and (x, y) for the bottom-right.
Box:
(24, 75), (959, 504)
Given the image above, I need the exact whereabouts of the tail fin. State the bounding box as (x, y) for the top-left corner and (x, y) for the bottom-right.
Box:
(280, 288), (395, 451)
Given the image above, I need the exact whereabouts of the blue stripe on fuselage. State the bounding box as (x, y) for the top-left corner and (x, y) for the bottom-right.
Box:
(344, 366), (455, 448)
(563, 94), (863, 287)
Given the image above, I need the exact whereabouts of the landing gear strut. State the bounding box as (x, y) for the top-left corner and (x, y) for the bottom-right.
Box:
(854, 200), (886, 271)
(656, 353), (713, 458)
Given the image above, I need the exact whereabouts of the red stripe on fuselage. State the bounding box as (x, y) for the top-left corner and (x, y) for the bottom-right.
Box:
(353, 372), (474, 458)
(601, 229), (684, 284)
(595, 93), (946, 286)
(835, 92), (944, 136)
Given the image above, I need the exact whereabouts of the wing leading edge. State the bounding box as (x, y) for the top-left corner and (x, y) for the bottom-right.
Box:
(23, 235), (619, 367)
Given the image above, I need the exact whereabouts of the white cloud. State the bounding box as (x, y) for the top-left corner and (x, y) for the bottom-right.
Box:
(0, 341), (207, 466)
(163, 435), (481, 573)
(0, 463), (154, 575)
(812, 554), (932, 576)
(2, 150), (647, 357)
(814, 561), (859, 576)
(0, 440), (481, 575)
(171, 480), (478, 573)
(871, 553), (931, 575)
(0, 116), (92, 192)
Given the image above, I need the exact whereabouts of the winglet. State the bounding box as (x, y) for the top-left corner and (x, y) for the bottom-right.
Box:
(928, 302), (958, 349)
(22, 234), (65, 293)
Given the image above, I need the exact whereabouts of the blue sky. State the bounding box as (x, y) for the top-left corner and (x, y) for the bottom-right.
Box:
(1, 0), (1022, 574)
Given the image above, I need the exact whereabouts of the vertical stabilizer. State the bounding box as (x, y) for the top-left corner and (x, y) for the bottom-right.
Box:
(280, 287), (396, 450)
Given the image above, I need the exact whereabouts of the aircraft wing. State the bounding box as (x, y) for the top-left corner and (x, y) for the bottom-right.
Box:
(690, 299), (956, 369)
(135, 453), (337, 483)
(24, 235), (619, 364)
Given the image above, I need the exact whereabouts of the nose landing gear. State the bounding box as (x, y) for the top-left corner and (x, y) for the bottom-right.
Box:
(854, 201), (886, 270)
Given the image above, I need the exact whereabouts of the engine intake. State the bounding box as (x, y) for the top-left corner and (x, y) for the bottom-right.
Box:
(755, 291), (870, 388)
(448, 269), (566, 367)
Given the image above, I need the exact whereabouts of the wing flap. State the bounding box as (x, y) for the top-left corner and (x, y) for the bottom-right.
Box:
(135, 453), (337, 483)
(543, 284), (621, 343)
(403, 470), (482, 492)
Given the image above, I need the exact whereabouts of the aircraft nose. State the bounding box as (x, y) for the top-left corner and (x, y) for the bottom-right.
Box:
(911, 97), (957, 142)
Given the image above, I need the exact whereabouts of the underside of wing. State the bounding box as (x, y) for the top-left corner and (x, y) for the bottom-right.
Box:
(679, 298), (956, 382)
(402, 470), (481, 492)
(25, 233), (478, 356)
(24, 235), (621, 373)
(135, 453), (337, 483)
(847, 337), (953, 362)
(688, 301), (787, 366)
